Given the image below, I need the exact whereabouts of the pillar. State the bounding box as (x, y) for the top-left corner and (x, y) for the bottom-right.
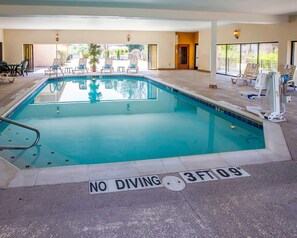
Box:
(209, 21), (217, 89)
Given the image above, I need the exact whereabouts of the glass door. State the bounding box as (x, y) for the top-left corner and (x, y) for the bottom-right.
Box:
(259, 43), (278, 72)
(217, 45), (226, 74)
(23, 44), (34, 72)
(241, 44), (258, 73)
(148, 44), (157, 70)
(178, 44), (189, 69)
(226, 45), (240, 76)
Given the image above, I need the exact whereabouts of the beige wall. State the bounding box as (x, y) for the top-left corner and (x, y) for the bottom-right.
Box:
(34, 44), (56, 67)
(0, 29), (3, 42)
(198, 17), (297, 71)
(3, 30), (176, 69)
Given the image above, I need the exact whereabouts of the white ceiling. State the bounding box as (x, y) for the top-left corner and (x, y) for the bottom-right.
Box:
(0, 0), (296, 31)
(0, 16), (213, 31)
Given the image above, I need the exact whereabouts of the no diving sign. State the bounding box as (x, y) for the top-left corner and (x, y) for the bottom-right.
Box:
(89, 175), (163, 194)
(179, 166), (250, 184)
(89, 167), (251, 194)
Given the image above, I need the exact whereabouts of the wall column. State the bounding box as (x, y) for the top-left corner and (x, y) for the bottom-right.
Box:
(209, 21), (217, 89)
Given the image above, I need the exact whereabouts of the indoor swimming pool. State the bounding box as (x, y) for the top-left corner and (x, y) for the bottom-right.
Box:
(0, 75), (265, 169)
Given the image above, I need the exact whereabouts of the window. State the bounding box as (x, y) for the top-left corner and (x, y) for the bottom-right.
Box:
(217, 42), (278, 76)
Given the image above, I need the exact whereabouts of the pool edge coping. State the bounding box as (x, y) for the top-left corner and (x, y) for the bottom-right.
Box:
(0, 74), (292, 188)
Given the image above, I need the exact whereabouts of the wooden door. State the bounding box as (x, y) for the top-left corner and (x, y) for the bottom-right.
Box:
(178, 44), (189, 69)
(23, 44), (34, 72)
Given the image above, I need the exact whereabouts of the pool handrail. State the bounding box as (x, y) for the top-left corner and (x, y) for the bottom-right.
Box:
(0, 116), (40, 150)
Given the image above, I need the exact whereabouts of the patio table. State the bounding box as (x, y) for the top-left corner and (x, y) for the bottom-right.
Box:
(7, 63), (19, 76)
(117, 66), (125, 72)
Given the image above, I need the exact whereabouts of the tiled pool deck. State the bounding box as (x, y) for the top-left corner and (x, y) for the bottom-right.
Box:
(0, 70), (297, 237)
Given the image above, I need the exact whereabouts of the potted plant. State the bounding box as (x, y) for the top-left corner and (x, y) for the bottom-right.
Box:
(88, 43), (102, 72)
(116, 49), (121, 60)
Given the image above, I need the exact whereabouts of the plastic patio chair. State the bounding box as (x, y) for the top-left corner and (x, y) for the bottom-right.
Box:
(16, 60), (29, 76)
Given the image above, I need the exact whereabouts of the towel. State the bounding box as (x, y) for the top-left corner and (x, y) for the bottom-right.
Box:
(247, 94), (266, 100)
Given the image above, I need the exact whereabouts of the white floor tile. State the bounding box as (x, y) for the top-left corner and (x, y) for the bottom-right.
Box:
(8, 168), (38, 188)
(35, 165), (89, 185)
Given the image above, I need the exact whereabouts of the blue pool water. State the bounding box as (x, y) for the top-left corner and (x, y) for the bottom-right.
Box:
(0, 75), (265, 169)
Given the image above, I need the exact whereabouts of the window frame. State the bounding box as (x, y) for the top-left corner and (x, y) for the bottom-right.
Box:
(216, 41), (278, 76)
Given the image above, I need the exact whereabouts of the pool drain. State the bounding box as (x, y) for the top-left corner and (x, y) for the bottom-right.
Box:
(162, 176), (186, 191)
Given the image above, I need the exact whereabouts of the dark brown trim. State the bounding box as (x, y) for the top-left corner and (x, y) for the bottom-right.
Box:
(198, 69), (211, 73)
(157, 68), (176, 70)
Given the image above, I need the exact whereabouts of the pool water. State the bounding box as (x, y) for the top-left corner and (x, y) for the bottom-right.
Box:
(0, 76), (265, 169)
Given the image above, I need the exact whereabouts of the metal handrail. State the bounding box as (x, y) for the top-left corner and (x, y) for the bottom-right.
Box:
(0, 116), (40, 150)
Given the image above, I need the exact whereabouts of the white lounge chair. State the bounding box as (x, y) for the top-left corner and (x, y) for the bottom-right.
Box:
(0, 73), (15, 83)
(127, 57), (139, 73)
(101, 58), (114, 73)
(73, 58), (88, 74)
(240, 72), (268, 99)
(288, 74), (297, 90)
(45, 58), (64, 77)
(231, 63), (259, 85)
(278, 64), (296, 90)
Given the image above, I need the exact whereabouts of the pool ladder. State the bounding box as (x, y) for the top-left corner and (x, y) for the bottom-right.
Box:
(0, 116), (40, 150)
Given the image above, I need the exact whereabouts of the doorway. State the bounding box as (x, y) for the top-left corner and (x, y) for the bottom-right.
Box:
(23, 44), (34, 72)
(194, 44), (199, 70)
(148, 44), (157, 70)
(291, 41), (297, 65)
(178, 44), (189, 69)
(0, 42), (2, 61)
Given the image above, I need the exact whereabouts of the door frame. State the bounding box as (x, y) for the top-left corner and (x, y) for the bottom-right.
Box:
(194, 43), (199, 70)
(291, 41), (297, 65)
(0, 42), (3, 61)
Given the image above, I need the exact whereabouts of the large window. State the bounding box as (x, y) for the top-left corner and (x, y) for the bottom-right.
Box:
(217, 42), (278, 76)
